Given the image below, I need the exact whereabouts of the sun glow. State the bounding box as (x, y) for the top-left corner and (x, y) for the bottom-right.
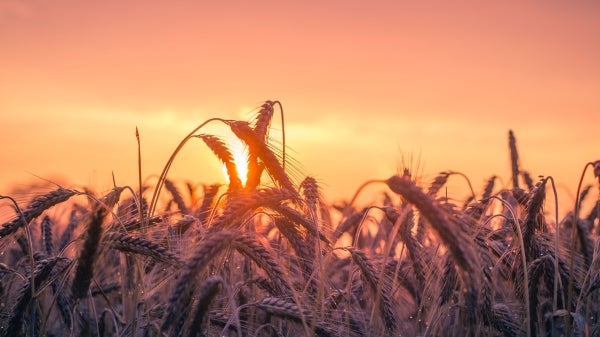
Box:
(221, 137), (249, 187)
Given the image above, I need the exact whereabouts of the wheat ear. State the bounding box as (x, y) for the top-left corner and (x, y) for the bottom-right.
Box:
(162, 229), (238, 333)
(185, 276), (223, 337)
(164, 179), (189, 214)
(197, 184), (220, 225)
(199, 134), (243, 190)
(527, 255), (553, 337)
(253, 101), (275, 141)
(428, 171), (450, 195)
(59, 209), (80, 251)
(249, 101), (283, 189)
(232, 233), (291, 295)
(41, 215), (54, 256)
(256, 297), (337, 337)
(71, 205), (107, 301)
(3, 257), (59, 337)
(491, 303), (521, 337)
(208, 187), (297, 230)
(103, 231), (183, 267)
(229, 120), (297, 194)
(522, 179), (547, 258)
(300, 176), (319, 215)
(274, 217), (314, 277)
(1, 188), (76, 240)
(508, 130), (520, 190)
(386, 175), (475, 273)
(348, 247), (397, 333)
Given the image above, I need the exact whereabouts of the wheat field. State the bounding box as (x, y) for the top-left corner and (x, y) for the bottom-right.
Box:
(1, 101), (599, 337)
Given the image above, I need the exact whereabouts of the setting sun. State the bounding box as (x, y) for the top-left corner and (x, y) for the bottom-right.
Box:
(221, 136), (249, 187)
(1, 2), (600, 335)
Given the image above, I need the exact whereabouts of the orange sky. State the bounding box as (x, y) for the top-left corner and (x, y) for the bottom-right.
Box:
(1, 1), (599, 212)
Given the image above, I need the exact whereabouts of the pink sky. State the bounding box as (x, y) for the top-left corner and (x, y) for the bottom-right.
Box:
(1, 1), (599, 212)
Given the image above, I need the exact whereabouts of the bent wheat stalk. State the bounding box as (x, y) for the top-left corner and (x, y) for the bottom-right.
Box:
(149, 117), (225, 217)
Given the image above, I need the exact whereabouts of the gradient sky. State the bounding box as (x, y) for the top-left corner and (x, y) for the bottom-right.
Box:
(1, 0), (599, 211)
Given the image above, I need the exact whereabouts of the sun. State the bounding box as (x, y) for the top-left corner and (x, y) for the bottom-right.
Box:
(221, 137), (249, 187)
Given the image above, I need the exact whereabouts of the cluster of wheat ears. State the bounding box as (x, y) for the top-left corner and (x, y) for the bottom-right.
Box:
(1, 101), (599, 337)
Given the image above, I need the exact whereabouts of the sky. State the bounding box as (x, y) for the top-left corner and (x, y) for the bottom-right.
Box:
(1, 0), (599, 212)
